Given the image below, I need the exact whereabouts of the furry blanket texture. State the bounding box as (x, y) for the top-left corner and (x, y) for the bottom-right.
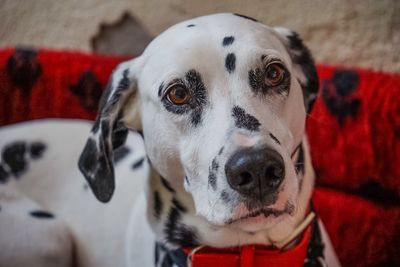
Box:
(0, 47), (399, 267)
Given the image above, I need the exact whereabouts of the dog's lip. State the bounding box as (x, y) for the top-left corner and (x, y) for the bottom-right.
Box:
(225, 207), (287, 225)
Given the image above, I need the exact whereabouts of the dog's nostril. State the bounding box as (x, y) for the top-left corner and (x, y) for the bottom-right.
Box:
(265, 164), (284, 181)
(238, 171), (253, 186)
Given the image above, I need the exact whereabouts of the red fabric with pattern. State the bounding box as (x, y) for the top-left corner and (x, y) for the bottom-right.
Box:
(307, 66), (400, 202)
(0, 48), (399, 267)
(0, 47), (129, 124)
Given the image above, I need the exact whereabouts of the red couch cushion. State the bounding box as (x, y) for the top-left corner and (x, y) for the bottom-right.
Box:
(0, 47), (399, 266)
(307, 66), (400, 203)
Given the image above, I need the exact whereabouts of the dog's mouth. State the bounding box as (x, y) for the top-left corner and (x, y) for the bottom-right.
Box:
(225, 202), (295, 225)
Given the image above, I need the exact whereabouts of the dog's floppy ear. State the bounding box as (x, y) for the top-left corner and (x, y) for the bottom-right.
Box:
(78, 59), (140, 203)
(273, 27), (319, 113)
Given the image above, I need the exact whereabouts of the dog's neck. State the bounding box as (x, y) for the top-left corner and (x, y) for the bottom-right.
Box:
(145, 137), (315, 250)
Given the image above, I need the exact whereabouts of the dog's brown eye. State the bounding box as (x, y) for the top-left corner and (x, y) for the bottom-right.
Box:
(167, 86), (190, 105)
(265, 63), (285, 86)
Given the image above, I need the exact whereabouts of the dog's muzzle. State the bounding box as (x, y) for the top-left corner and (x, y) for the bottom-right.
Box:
(225, 146), (284, 201)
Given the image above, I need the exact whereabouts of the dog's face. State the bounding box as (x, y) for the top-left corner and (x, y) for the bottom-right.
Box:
(79, 13), (318, 233)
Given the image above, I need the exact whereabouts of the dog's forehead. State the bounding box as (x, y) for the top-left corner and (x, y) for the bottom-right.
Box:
(141, 13), (289, 64)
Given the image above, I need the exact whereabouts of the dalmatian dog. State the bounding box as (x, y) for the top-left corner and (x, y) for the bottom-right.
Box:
(0, 13), (340, 267)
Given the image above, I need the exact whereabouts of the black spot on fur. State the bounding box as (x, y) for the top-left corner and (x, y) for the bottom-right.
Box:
(269, 133), (281, 145)
(248, 67), (264, 93)
(153, 191), (163, 219)
(117, 69), (131, 91)
(191, 112), (202, 126)
(29, 142), (46, 159)
(111, 121), (129, 150)
(101, 122), (111, 141)
(160, 176), (175, 193)
(209, 157), (219, 190)
(208, 172), (217, 190)
(184, 176), (190, 186)
(172, 198), (187, 213)
(99, 69), (131, 117)
(225, 53), (236, 73)
(221, 190), (231, 203)
(113, 146), (130, 164)
(158, 82), (164, 97)
(1, 141), (47, 180)
(6, 48), (42, 91)
(164, 207), (199, 247)
(2, 141), (27, 177)
(285, 32), (319, 112)
(111, 122), (128, 149)
(304, 218), (325, 266)
(30, 210), (54, 219)
(218, 147), (224, 155)
(186, 70), (207, 126)
(294, 144), (304, 174)
(132, 157), (145, 169)
(233, 13), (258, 22)
(232, 106), (261, 131)
(222, 36), (235, 46)
(155, 243), (161, 264)
(211, 158), (219, 171)
(322, 70), (361, 126)
(359, 180), (400, 206)
(0, 164), (10, 184)
(70, 70), (103, 111)
(187, 24), (195, 27)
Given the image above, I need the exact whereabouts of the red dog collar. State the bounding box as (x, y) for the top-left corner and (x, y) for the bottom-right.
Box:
(155, 208), (325, 267)
(183, 223), (312, 267)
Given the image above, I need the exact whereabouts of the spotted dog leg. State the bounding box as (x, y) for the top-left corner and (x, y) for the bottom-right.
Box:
(0, 180), (74, 267)
(0, 141), (74, 267)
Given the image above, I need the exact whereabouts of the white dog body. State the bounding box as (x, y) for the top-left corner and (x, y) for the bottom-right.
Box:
(0, 13), (340, 267)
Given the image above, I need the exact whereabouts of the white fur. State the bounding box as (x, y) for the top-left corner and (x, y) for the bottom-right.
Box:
(0, 13), (340, 267)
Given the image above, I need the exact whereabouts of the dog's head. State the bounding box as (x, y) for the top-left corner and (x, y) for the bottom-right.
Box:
(79, 13), (318, 233)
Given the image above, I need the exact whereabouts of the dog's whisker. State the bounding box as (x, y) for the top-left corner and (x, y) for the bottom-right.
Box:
(305, 113), (333, 127)
(236, 229), (242, 247)
(205, 192), (223, 221)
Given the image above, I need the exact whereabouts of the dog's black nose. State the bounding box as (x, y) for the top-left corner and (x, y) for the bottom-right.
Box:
(225, 147), (285, 199)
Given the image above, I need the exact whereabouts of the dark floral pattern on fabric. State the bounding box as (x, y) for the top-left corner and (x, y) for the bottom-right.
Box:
(6, 47), (42, 91)
(322, 70), (360, 126)
(70, 70), (103, 111)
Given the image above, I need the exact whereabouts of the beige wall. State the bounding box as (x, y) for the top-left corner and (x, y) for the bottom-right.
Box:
(0, 0), (399, 72)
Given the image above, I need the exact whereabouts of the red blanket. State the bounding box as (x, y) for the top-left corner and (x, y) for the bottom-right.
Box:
(0, 47), (399, 266)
